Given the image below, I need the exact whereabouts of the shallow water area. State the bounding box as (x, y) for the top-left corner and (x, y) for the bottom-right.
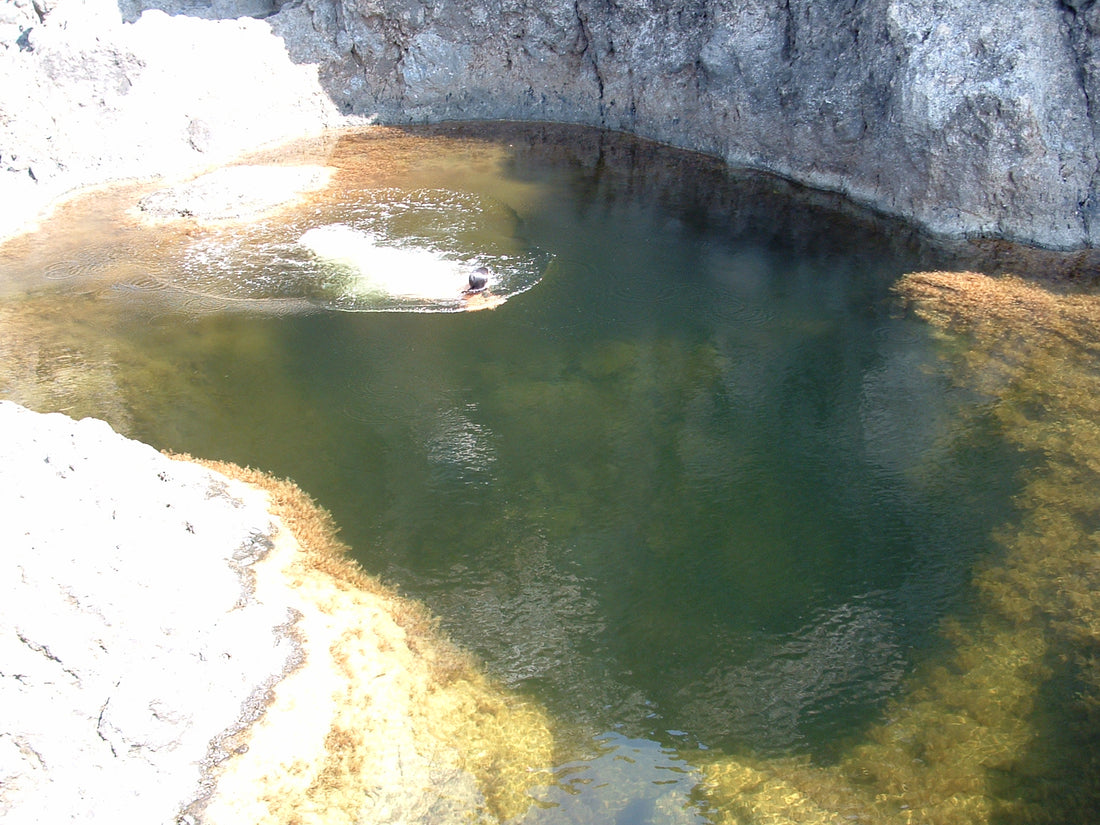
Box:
(3, 123), (1098, 824)
(173, 185), (549, 312)
(0, 129), (549, 315)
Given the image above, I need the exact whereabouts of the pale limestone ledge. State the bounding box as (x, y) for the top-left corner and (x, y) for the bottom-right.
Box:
(0, 400), (552, 824)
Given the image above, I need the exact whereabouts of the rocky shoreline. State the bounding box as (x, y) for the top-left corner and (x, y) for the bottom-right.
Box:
(3, 0), (1099, 819)
(3, 0), (1100, 251)
(0, 400), (552, 824)
(0, 0), (355, 242)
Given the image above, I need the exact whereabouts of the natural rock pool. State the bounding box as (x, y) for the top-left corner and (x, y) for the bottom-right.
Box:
(3, 123), (1099, 823)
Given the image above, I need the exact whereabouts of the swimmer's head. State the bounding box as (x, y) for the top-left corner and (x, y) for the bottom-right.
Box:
(466, 267), (490, 293)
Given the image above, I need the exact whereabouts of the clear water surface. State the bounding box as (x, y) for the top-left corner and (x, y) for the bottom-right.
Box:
(1, 124), (1043, 822)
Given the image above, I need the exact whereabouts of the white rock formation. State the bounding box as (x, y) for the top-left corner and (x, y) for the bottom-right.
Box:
(0, 399), (297, 824)
(0, 400), (553, 824)
(0, 0), (351, 240)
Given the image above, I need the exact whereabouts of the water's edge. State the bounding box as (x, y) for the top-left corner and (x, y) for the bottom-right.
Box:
(3, 125), (1100, 825)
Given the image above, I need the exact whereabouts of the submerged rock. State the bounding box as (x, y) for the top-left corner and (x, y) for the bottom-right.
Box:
(135, 164), (333, 223)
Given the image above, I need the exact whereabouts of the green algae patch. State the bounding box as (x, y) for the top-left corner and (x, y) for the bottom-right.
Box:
(173, 457), (555, 824)
(697, 270), (1100, 824)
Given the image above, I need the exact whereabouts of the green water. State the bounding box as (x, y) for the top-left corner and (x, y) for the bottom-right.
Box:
(2, 125), (1048, 820)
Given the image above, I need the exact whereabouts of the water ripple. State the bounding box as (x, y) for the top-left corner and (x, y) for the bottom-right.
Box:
(42, 243), (140, 281)
(150, 188), (552, 314)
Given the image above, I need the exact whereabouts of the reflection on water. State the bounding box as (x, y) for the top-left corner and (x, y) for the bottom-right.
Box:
(1, 124), (1097, 822)
(679, 600), (907, 753)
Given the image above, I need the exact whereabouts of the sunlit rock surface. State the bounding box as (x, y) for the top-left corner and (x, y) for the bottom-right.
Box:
(3, 0), (1100, 249)
(0, 401), (297, 823)
(0, 401), (552, 824)
(0, 0), (349, 240)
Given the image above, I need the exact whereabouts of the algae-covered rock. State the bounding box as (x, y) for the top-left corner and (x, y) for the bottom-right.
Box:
(0, 401), (553, 824)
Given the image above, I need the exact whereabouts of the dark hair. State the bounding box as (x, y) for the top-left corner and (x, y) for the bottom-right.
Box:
(467, 267), (490, 292)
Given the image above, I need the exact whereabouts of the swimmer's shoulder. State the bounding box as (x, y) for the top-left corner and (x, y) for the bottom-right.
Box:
(462, 291), (506, 311)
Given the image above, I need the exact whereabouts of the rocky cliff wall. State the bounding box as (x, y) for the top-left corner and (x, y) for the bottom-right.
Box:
(261, 0), (1100, 250)
(3, 0), (1099, 251)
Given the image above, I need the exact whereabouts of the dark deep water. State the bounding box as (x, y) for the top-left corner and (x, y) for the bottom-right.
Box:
(4, 124), (1075, 821)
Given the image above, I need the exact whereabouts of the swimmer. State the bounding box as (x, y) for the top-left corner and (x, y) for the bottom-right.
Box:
(463, 266), (491, 294)
(461, 266), (506, 311)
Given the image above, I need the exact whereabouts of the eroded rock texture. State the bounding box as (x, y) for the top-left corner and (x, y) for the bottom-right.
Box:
(264, 0), (1100, 248)
(0, 0), (344, 239)
(3, 0), (1100, 249)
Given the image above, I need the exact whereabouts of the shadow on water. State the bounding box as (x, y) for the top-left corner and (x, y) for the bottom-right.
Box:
(3, 124), (1100, 823)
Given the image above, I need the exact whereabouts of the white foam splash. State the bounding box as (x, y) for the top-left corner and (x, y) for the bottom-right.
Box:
(299, 224), (474, 301)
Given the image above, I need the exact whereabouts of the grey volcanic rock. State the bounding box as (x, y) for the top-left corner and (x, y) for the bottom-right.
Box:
(259, 0), (1100, 250)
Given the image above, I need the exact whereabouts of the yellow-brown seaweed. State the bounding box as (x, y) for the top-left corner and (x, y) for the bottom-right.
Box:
(174, 458), (555, 824)
(700, 270), (1100, 824)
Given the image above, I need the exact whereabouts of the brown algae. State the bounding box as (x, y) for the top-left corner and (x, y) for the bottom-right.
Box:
(699, 271), (1100, 824)
(5, 125), (1100, 822)
(173, 457), (555, 824)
